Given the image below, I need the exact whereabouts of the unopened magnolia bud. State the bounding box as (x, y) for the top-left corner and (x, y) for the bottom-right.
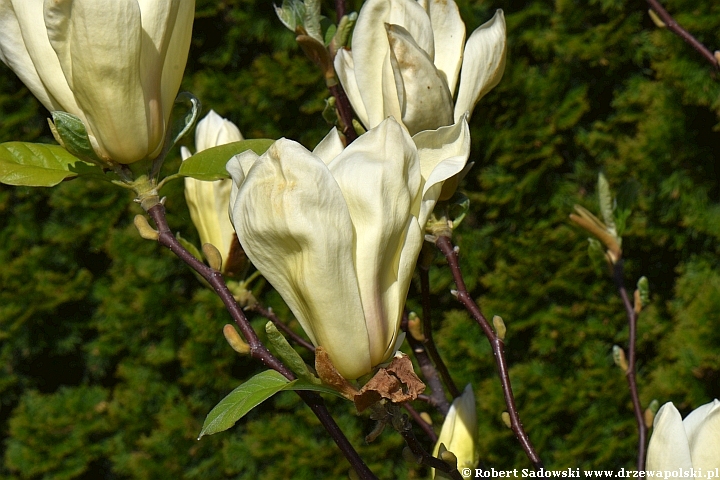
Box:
(202, 243), (223, 272)
(613, 345), (629, 373)
(492, 315), (507, 341)
(420, 412), (433, 425)
(501, 411), (511, 428)
(133, 215), (159, 241)
(407, 312), (425, 341)
(223, 324), (250, 354)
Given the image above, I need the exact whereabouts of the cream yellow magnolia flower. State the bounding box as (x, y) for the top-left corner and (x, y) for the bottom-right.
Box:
(181, 111), (243, 272)
(433, 384), (478, 478)
(334, 0), (506, 136)
(226, 117), (470, 380)
(646, 399), (720, 470)
(0, 0), (194, 164)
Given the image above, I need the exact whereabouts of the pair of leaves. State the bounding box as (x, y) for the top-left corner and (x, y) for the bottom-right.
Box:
(198, 369), (344, 439)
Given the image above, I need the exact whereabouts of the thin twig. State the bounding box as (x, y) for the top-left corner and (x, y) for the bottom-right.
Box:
(335, 0), (345, 23)
(393, 408), (464, 480)
(612, 260), (647, 470)
(329, 83), (358, 143)
(145, 203), (377, 480)
(435, 235), (544, 470)
(402, 403), (438, 443)
(420, 266), (461, 398)
(646, 0), (719, 69)
(248, 303), (316, 353)
(403, 313), (450, 415)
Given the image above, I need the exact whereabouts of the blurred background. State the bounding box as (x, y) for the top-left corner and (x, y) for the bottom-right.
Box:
(1, 0), (719, 477)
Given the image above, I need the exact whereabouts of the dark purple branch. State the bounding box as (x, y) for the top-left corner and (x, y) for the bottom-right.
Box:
(329, 83), (358, 143)
(403, 319), (450, 415)
(612, 261), (647, 470)
(435, 236), (544, 470)
(145, 203), (377, 480)
(335, 0), (345, 23)
(646, 0), (719, 69)
(420, 266), (460, 398)
(402, 403), (438, 443)
(248, 303), (316, 353)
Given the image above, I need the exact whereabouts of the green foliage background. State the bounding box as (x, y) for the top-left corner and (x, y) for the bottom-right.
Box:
(1, 0), (719, 477)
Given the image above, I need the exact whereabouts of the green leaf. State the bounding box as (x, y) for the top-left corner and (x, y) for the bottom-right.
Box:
(50, 111), (101, 163)
(265, 322), (321, 385)
(168, 92), (201, 150)
(0, 142), (101, 187)
(198, 370), (291, 439)
(198, 370), (347, 438)
(178, 139), (274, 181)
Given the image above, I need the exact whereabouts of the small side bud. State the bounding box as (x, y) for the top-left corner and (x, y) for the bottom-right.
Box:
(407, 312), (425, 341)
(637, 276), (649, 307)
(202, 243), (223, 272)
(439, 449), (458, 470)
(648, 9), (666, 28)
(645, 399), (660, 428)
(420, 412), (432, 425)
(450, 289), (459, 298)
(492, 315), (507, 341)
(223, 324), (250, 354)
(133, 215), (159, 241)
(613, 345), (629, 373)
(501, 411), (512, 428)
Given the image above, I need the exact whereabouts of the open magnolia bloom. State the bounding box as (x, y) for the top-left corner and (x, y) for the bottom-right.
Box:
(334, 0), (506, 136)
(0, 0), (194, 164)
(646, 399), (720, 470)
(182, 110), (243, 275)
(432, 385), (478, 478)
(227, 117), (470, 380)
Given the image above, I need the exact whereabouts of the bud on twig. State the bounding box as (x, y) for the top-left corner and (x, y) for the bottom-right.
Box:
(492, 315), (507, 341)
(223, 324), (250, 354)
(613, 345), (629, 373)
(645, 399), (660, 428)
(202, 243), (223, 272)
(407, 312), (425, 341)
(133, 215), (159, 241)
(501, 411), (512, 428)
(648, 9), (666, 28)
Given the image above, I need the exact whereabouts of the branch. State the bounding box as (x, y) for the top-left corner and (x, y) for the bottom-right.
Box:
(420, 266), (461, 398)
(646, 0), (719, 69)
(403, 313), (450, 415)
(329, 83), (358, 143)
(145, 203), (377, 480)
(435, 235), (544, 470)
(612, 261), (647, 470)
(402, 402), (438, 443)
(247, 303), (316, 353)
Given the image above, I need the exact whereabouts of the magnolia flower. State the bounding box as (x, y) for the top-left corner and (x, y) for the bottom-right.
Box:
(646, 399), (720, 470)
(0, 0), (195, 164)
(432, 384), (478, 478)
(182, 110), (243, 274)
(334, 0), (506, 136)
(227, 117), (470, 380)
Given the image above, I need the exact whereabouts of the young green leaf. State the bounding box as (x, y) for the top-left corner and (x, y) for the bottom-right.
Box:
(178, 139), (274, 181)
(0, 142), (101, 187)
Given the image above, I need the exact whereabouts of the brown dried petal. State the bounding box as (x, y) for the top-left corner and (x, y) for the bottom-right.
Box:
(354, 355), (425, 412)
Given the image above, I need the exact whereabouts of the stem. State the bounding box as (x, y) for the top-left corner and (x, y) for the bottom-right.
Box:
(646, 0), (719, 69)
(435, 236), (544, 470)
(402, 403), (438, 443)
(335, 0), (345, 23)
(248, 303), (316, 353)
(145, 203), (377, 480)
(403, 313), (450, 415)
(612, 261), (647, 470)
(420, 266), (460, 398)
(329, 83), (358, 143)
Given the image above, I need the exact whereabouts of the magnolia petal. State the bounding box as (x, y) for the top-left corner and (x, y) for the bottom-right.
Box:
(386, 24), (453, 135)
(195, 110), (243, 152)
(334, 50), (370, 129)
(646, 402), (694, 470)
(684, 399), (720, 470)
(226, 150), (258, 218)
(453, 9), (506, 123)
(0, 1), (54, 112)
(312, 127), (345, 165)
(350, 0), (436, 129)
(433, 384), (477, 477)
(420, 0), (466, 94)
(156, 0), (194, 151)
(229, 140), (371, 380)
(45, 0), (149, 163)
(184, 177), (234, 264)
(412, 116), (471, 226)
(327, 119), (420, 367)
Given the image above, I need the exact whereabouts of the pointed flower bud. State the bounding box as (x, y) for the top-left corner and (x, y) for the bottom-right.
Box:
(182, 111), (244, 275)
(432, 384), (478, 478)
(227, 117), (470, 380)
(0, 0), (195, 164)
(646, 400), (720, 470)
(334, 0), (506, 136)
